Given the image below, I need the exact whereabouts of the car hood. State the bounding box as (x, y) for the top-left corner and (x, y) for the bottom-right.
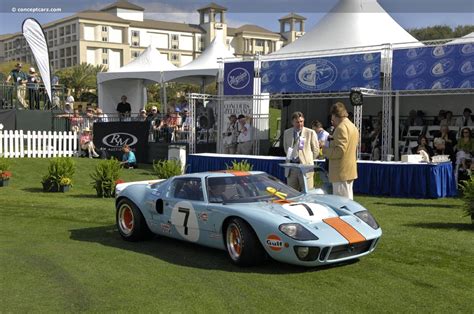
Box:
(245, 194), (367, 225)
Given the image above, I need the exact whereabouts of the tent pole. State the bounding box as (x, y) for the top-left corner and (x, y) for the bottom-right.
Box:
(394, 91), (400, 161)
(161, 74), (167, 113)
(201, 77), (205, 94)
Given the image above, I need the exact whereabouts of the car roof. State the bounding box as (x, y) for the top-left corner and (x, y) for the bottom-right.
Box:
(175, 171), (266, 179)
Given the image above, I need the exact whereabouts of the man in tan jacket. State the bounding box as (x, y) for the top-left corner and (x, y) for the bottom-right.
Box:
(283, 112), (319, 191)
(323, 102), (359, 200)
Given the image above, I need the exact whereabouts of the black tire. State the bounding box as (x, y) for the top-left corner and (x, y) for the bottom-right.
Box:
(225, 218), (266, 266)
(116, 199), (152, 241)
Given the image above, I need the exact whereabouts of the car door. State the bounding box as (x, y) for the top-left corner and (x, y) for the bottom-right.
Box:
(160, 177), (207, 243)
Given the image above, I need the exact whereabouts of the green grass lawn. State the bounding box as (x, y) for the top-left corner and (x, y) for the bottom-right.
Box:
(1, 158), (472, 312)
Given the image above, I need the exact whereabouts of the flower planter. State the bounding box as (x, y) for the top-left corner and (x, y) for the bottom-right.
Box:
(0, 179), (9, 187)
(42, 180), (59, 192)
(60, 185), (70, 193)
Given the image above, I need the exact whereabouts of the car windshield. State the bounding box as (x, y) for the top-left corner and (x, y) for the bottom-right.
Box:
(207, 173), (302, 203)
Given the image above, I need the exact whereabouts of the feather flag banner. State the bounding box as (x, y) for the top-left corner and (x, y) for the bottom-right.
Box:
(22, 18), (52, 102)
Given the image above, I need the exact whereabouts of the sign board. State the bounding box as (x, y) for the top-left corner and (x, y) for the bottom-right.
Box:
(93, 122), (149, 162)
(260, 52), (381, 93)
(392, 43), (474, 90)
(223, 61), (255, 95)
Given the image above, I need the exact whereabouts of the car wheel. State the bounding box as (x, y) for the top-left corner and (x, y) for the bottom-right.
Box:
(225, 218), (266, 266)
(116, 199), (152, 241)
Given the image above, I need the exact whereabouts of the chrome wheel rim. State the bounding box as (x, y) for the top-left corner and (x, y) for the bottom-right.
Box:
(118, 204), (134, 236)
(226, 223), (242, 261)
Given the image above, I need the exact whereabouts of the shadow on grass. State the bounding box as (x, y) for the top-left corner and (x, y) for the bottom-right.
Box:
(22, 187), (46, 193)
(69, 225), (358, 274)
(373, 202), (459, 209)
(69, 194), (102, 199)
(405, 222), (474, 231)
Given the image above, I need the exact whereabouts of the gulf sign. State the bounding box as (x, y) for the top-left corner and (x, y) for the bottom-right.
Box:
(266, 234), (284, 251)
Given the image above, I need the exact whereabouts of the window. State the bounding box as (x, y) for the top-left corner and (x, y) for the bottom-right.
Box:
(72, 46), (77, 55)
(132, 41), (139, 47)
(131, 30), (139, 37)
(256, 39), (264, 47)
(172, 44), (178, 50)
(102, 26), (108, 32)
(132, 51), (140, 58)
(102, 48), (108, 54)
(169, 178), (204, 201)
(171, 34), (179, 41)
(102, 58), (108, 65)
(171, 54), (179, 61)
(102, 37), (108, 42)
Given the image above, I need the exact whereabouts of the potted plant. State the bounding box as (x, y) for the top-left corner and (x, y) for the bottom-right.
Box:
(90, 159), (122, 198)
(226, 159), (253, 171)
(59, 177), (72, 192)
(41, 158), (76, 192)
(153, 159), (182, 179)
(459, 174), (474, 223)
(0, 158), (12, 187)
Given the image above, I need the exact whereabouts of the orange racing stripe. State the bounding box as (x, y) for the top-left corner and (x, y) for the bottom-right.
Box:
(323, 217), (366, 244)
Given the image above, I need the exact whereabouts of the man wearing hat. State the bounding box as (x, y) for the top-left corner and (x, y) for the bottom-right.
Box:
(6, 63), (28, 109)
(456, 108), (473, 127)
(27, 67), (41, 109)
(223, 114), (238, 154)
(236, 115), (253, 155)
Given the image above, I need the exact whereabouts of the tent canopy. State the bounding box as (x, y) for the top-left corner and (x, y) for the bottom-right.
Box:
(163, 35), (236, 84)
(274, 0), (420, 55)
(97, 45), (177, 84)
(97, 45), (177, 113)
(450, 32), (474, 44)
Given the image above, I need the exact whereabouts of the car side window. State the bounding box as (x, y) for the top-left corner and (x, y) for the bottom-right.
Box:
(169, 178), (204, 201)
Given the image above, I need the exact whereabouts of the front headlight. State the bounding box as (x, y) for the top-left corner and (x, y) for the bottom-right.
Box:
(355, 210), (379, 229)
(279, 223), (318, 241)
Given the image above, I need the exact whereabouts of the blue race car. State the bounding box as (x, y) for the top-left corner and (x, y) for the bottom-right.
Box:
(115, 171), (382, 267)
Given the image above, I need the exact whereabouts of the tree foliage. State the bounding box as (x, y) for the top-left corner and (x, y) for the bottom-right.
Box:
(55, 63), (106, 99)
(408, 25), (474, 41)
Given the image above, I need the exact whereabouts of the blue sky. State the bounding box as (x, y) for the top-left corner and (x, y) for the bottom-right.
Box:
(0, 0), (473, 35)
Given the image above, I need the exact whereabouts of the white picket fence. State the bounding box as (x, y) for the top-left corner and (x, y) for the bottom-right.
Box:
(0, 130), (78, 158)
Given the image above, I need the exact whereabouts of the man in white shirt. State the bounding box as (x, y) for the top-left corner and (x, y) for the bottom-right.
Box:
(311, 120), (330, 148)
(236, 114), (253, 155)
(456, 108), (473, 127)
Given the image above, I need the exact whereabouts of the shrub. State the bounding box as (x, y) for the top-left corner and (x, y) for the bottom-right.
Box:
(459, 174), (474, 219)
(41, 158), (76, 191)
(0, 158), (11, 172)
(0, 158), (12, 180)
(153, 159), (182, 179)
(226, 160), (253, 171)
(90, 159), (122, 198)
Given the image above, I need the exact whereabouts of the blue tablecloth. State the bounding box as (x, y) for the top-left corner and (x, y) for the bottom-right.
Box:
(187, 154), (457, 198)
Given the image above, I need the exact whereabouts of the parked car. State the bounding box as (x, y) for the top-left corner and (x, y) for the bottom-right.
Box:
(115, 171), (382, 267)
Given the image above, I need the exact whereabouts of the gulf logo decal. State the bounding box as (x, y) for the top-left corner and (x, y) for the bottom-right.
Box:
(266, 234), (284, 251)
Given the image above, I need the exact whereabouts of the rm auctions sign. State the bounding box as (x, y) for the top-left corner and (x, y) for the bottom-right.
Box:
(93, 122), (149, 161)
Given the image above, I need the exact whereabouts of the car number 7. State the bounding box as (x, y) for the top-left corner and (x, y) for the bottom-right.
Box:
(178, 207), (190, 235)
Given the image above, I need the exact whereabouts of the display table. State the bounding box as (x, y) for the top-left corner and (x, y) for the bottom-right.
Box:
(187, 154), (457, 198)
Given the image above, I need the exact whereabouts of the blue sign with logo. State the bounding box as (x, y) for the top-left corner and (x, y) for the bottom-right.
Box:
(224, 61), (254, 95)
(260, 52), (381, 94)
(392, 43), (474, 90)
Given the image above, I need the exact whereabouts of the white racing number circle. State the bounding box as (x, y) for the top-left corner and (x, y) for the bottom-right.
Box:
(170, 201), (200, 242)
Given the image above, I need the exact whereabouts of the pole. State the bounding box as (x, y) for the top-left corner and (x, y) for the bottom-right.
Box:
(394, 91), (400, 161)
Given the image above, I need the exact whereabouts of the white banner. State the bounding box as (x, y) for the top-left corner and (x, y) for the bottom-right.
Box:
(22, 18), (52, 102)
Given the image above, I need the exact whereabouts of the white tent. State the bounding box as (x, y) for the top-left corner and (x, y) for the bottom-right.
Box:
(163, 35), (236, 86)
(98, 45), (177, 114)
(450, 32), (474, 44)
(274, 0), (420, 55)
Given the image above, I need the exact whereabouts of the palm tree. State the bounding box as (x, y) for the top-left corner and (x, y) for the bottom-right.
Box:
(56, 63), (106, 99)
